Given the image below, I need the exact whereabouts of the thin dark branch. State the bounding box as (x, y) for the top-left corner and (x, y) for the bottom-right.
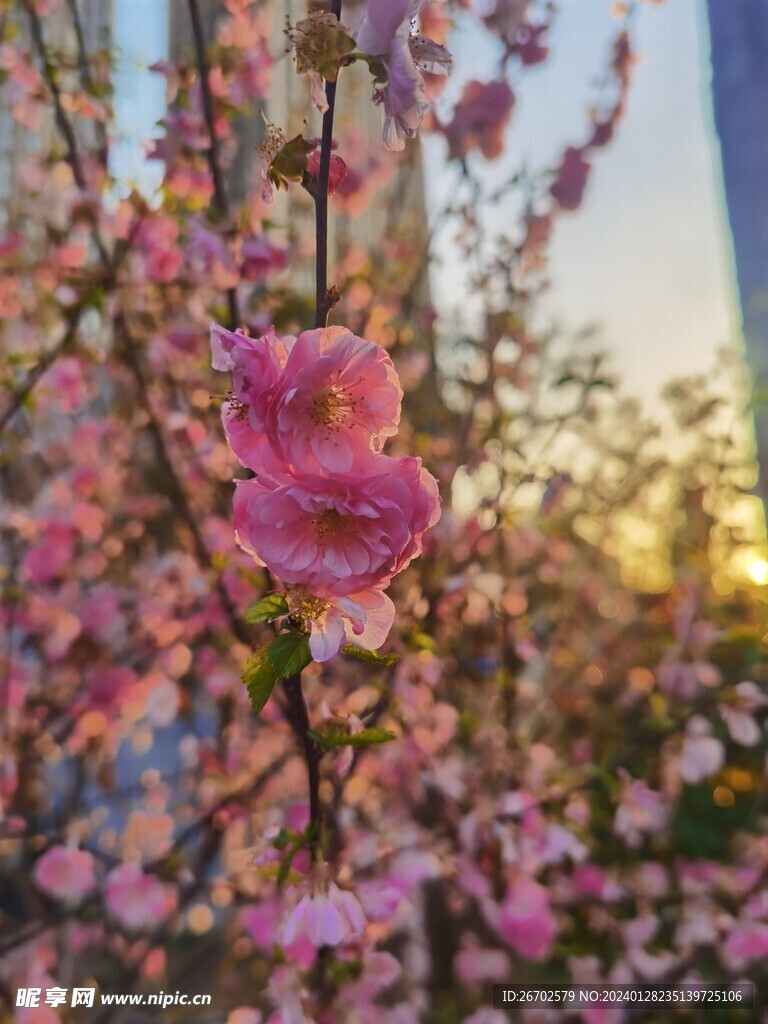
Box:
(283, 674), (322, 857)
(277, 0), (348, 864)
(187, 0), (241, 329)
(64, 0), (108, 165)
(313, 0), (343, 329)
(25, 1), (110, 265)
(0, 330), (73, 435)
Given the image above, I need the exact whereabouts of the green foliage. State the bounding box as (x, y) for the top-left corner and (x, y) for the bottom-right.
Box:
(272, 823), (319, 886)
(267, 631), (313, 678)
(341, 645), (399, 666)
(242, 630), (313, 713)
(242, 644), (280, 714)
(672, 781), (755, 860)
(308, 725), (396, 751)
(245, 593), (289, 623)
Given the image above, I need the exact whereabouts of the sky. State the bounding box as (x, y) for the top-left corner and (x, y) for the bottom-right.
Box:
(425, 0), (738, 408)
(110, 0), (168, 192)
(112, 0), (739, 410)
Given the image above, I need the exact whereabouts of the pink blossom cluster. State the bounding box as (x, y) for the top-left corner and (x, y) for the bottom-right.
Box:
(211, 323), (441, 661)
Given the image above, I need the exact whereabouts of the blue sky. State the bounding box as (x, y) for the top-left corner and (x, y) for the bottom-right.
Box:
(110, 0), (168, 192)
(425, 0), (736, 407)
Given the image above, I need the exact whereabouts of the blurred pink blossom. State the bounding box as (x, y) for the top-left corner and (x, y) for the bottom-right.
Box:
(33, 847), (96, 902)
(679, 717), (725, 784)
(282, 881), (365, 948)
(484, 874), (557, 960)
(105, 862), (178, 930)
(443, 80), (515, 161)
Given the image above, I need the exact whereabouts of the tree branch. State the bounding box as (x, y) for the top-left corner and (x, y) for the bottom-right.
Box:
(313, 0), (343, 329)
(187, 0), (241, 330)
(277, 0), (348, 863)
(283, 674), (322, 857)
(25, 1), (110, 266)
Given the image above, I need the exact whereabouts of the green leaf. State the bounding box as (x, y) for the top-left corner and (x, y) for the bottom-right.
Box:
(310, 725), (396, 750)
(242, 644), (280, 714)
(337, 728), (396, 748)
(341, 645), (399, 666)
(245, 593), (289, 624)
(267, 632), (313, 678)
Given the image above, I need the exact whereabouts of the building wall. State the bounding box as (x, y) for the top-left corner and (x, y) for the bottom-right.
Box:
(707, 0), (768, 505)
(0, 0), (113, 229)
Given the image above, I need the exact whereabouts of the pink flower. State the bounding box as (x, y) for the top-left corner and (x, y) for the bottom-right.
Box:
(211, 324), (292, 437)
(187, 219), (239, 289)
(484, 874), (557, 960)
(269, 326), (402, 474)
(232, 454), (440, 597)
(287, 585), (395, 662)
(213, 324), (402, 475)
(719, 681), (768, 747)
(306, 143), (348, 196)
(135, 216), (184, 283)
(241, 897), (283, 949)
(282, 882), (365, 948)
(227, 1010), (262, 1024)
(105, 862), (178, 930)
(679, 717), (725, 784)
(83, 665), (136, 714)
(613, 770), (668, 848)
(213, 319), (440, 660)
(33, 846), (96, 902)
(550, 146), (591, 211)
(443, 80), (515, 161)
(241, 236), (287, 280)
(454, 946), (511, 983)
(723, 921), (768, 967)
(354, 0), (452, 151)
(22, 521), (76, 585)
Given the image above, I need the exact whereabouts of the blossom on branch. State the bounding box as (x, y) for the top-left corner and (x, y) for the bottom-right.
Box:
(354, 0), (452, 151)
(232, 457), (437, 594)
(212, 323), (440, 661)
(282, 878), (366, 948)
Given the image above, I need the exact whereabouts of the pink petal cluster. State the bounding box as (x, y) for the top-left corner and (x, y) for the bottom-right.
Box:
(613, 769), (668, 848)
(442, 80), (515, 162)
(33, 846), (96, 903)
(354, 0), (452, 151)
(212, 323), (441, 660)
(483, 874), (558, 960)
(282, 881), (366, 948)
(105, 862), (178, 931)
